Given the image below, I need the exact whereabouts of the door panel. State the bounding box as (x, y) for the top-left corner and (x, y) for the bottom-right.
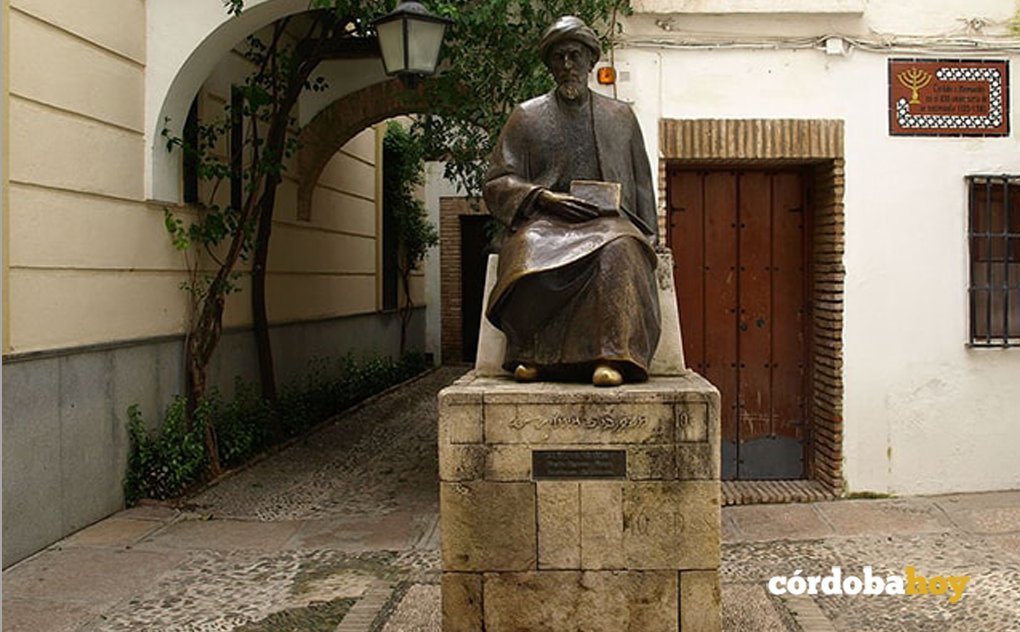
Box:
(771, 172), (808, 443)
(702, 172), (740, 479)
(668, 168), (808, 480)
(671, 171), (706, 371)
(737, 172), (773, 449)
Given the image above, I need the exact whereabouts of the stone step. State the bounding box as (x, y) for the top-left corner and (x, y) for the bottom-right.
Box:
(722, 480), (837, 506)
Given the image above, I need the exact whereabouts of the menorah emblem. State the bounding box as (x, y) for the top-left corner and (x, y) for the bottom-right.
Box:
(897, 67), (933, 104)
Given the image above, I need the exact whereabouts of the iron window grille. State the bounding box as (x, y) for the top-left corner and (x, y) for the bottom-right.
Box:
(968, 175), (1020, 347)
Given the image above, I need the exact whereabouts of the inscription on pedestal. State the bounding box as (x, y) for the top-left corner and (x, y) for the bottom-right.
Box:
(533, 450), (627, 480)
(513, 414), (648, 432)
(486, 403), (674, 444)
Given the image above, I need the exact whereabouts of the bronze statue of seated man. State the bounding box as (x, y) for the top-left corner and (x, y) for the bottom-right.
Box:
(483, 15), (661, 387)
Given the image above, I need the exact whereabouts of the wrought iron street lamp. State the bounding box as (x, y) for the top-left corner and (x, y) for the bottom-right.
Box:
(374, 1), (452, 82)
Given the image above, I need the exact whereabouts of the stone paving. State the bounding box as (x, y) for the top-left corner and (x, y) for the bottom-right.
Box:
(4, 365), (1020, 631)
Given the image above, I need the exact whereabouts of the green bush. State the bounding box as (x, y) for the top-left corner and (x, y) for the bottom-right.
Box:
(275, 351), (428, 437)
(124, 352), (430, 503)
(124, 399), (206, 504)
(212, 379), (274, 468)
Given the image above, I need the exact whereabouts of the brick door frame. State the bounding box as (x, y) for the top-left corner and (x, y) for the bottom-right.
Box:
(439, 197), (490, 363)
(659, 119), (846, 492)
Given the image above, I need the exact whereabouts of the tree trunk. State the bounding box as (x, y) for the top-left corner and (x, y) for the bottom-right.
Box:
(177, 18), (333, 479)
(251, 172), (286, 441)
(249, 51), (317, 417)
(185, 304), (225, 477)
(182, 223), (252, 478)
(251, 179), (279, 405)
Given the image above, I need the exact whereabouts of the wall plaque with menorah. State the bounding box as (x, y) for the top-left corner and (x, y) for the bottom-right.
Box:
(889, 59), (1009, 137)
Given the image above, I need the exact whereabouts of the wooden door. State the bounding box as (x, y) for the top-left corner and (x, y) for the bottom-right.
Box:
(668, 168), (810, 479)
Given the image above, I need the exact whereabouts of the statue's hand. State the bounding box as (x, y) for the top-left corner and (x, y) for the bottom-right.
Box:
(536, 189), (601, 223)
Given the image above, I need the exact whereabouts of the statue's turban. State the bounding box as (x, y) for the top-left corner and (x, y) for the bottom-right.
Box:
(538, 16), (601, 64)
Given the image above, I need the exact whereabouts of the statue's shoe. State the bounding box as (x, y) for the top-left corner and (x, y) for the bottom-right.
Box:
(592, 364), (623, 387)
(514, 364), (540, 382)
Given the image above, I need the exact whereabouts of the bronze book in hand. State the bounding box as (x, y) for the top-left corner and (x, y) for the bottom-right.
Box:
(570, 180), (621, 216)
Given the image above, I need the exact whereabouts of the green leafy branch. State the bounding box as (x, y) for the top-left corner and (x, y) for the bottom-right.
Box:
(383, 121), (439, 353)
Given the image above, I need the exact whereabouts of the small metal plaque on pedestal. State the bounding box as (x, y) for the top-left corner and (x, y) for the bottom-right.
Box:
(532, 449), (627, 480)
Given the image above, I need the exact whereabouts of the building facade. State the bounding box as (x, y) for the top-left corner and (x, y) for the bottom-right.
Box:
(428, 0), (1020, 501)
(3, 0), (1020, 566)
(2, 0), (427, 566)
(616, 0), (1020, 497)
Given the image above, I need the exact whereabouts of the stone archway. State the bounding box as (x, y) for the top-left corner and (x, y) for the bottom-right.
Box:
(294, 79), (468, 366)
(296, 80), (431, 222)
(147, 0), (316, 201)
(147, 0), (397, 204)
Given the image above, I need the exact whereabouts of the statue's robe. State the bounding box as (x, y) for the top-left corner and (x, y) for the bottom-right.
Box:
(483, 89), (661, 381)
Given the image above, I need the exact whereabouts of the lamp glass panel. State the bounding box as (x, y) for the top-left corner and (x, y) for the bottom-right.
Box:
(407, 19), (445, 72)
(376, 19), (406, 74)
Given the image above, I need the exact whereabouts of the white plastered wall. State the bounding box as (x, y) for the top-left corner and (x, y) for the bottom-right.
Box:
(614, 0), (1020, 495)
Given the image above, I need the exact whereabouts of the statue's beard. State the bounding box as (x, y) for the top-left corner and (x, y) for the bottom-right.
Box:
(557, 80), (586, 101)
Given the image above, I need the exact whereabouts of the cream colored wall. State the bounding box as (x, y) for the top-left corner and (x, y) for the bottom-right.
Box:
(297, 131), (379, 317)
(7, 5), (419, 354)
(5, 0), (186, 353)
(274, 124), (426, 318)
(193, 39), (405, 330)
(3, 0), (11, 352)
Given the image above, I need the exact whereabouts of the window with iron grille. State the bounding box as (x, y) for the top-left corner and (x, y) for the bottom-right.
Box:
(968, 175), (1020, 347)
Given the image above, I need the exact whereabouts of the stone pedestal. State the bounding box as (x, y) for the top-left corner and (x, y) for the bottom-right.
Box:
(438, 372), (722, 631)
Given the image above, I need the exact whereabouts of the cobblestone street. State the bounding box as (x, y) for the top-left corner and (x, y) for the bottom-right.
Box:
(4, 366), (1020, 631)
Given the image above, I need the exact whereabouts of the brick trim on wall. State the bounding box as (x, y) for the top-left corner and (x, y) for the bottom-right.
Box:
(659, 118), (846, 492)
(440, 197), (489, 363)
(808, 159), (845, 491)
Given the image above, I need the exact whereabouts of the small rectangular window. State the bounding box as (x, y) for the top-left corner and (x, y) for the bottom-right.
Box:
(968, 175), (1020, 346)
